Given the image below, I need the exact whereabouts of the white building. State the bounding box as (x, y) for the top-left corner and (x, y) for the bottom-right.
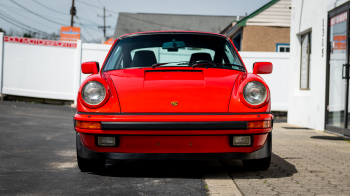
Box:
(289, 0), (350, 136)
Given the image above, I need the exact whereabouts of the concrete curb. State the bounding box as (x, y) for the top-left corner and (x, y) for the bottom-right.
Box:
(203, 161), (243, 196)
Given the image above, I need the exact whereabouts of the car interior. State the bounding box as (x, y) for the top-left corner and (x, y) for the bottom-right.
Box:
(103, 34), (243, 71)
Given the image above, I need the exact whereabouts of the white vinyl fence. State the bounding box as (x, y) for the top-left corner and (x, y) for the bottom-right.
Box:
(0, 33), (289, 111)
(240, 52), (290, 111)
(0, 33), (111, 104)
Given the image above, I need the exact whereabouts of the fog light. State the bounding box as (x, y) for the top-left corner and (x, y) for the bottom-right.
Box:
(231, 136), (251, 146)
(97, 136), (116, 146)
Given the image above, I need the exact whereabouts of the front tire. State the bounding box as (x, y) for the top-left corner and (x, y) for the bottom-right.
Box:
(77, 154), (106, 172)
(242, 154), (271, 171)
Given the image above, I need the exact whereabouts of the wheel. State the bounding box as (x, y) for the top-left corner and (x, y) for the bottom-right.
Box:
(242, 154), (271, 171)
(77, 154), (105, 172)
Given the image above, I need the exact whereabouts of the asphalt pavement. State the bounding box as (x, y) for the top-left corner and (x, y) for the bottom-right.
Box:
(1, 100), (350, 195)
(0, 101), (206, 195)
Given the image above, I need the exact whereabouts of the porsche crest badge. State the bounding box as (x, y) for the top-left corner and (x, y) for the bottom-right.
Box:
(171, 101), (178, 107)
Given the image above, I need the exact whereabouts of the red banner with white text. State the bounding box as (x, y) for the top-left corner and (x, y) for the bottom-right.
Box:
(4, 36), (77, 48)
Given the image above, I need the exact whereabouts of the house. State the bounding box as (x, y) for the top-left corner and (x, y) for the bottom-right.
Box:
(220, 0), (291, 52)
(113, 13), (243, 38)
(288, 0), (350, 137)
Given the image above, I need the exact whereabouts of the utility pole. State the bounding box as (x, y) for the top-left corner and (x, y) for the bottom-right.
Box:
(98, 7), (111, 38)
(70, 0), (76, 26)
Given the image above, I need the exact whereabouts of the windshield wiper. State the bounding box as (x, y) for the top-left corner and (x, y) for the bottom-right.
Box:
(151, 63), (169, 68)
(151, 62), (244, 70)
(192, 62), (220, 67)
(151, 61), (190, 68)
(192, 62), (244, 68)
(177, 60), (211, 66)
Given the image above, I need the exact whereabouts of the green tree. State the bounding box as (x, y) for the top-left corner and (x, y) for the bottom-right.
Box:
(23, 33), (32, 38)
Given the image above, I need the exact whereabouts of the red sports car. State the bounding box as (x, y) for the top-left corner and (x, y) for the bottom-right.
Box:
(74, 31), (273, 172)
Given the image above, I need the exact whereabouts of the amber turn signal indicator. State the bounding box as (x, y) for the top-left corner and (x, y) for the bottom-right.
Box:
(76, 120), (101, 129)
(248, 120), (271, 129)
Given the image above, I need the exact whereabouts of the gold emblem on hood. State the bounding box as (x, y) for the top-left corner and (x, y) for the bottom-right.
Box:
(171, 101), (178, 107)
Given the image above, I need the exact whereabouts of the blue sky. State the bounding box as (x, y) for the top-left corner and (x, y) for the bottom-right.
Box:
(0, 0), (271, 42)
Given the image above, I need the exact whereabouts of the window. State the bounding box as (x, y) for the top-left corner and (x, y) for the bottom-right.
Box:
(103, 34), (244, 71)
(232, 32), (242, 51)
(276, 43), (290, 52)
(300, 32), (312, 90)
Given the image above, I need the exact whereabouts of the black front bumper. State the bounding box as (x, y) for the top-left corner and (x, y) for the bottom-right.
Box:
(100, 121), (248, 130)
(76, 132), (272, 160)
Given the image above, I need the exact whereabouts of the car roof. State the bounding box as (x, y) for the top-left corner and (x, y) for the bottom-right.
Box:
(117, 31), (228, 40)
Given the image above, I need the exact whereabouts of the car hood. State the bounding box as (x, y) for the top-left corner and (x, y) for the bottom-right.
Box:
(107, 68), (241, 113)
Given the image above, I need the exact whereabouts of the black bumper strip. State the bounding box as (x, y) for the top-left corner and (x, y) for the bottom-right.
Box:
(76, 132), (272, 160)
(77, 112), (273, 116)
(101, 121), (247, 130)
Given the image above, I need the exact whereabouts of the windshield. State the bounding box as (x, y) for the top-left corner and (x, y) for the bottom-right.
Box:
(103, 34), (244, 71)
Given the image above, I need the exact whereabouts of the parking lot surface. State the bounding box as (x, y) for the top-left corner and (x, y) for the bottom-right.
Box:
(1, 101), (350, 195)
(0, 101), (206, 195)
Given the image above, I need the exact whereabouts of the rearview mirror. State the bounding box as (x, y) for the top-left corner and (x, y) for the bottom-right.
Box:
(253, 62), (273, 74)
(81, 62), (99, 74)
(162, 40), (186, 51)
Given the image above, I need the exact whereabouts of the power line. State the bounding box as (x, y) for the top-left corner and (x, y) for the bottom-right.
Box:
(97, 6), (111, 37)
(0, 6), (58, 31)
(76, 0), (102, 10)
(75, 0), (118, 14)
(80, 33), (88, 42)
(27, 1), (100, 27)
(0, 2), (70, 23)
(74, 3), (100, 26)
(9, 0), (67, 26)
(96, 0), (104, 7)
(75, 1), (194, 30)
(32, 0), (69, 15)
(75, 16), (95, 40)
(0, 14), (41, 34)
(78, 16), (99, 26)
(75, 22), (101, 32)
(75, 1), (190, 33)
(0, 3), (114, 37)
(0, 3), (88, 41)
(76, 0), (117, 37)
(88, 0), (99, 14)
(2, 0), (112, 41)
(0, 12), (51, 35)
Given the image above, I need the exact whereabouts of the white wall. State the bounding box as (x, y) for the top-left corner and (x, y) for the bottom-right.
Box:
(240, 52), (290, 111)
(288, 0), (347, 130)
(2, 41), (77, 100)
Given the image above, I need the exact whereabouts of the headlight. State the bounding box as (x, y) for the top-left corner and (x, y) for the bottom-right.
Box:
(243, 81), (267, 105)
(82, 81), (106, 105)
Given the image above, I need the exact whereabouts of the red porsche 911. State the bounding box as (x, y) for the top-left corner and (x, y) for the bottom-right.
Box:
(74, 31), (273, 172)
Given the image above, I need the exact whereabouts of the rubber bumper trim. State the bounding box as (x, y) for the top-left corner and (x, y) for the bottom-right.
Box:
(76, 132), (272, 160)
(101, 121), (248, 130)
